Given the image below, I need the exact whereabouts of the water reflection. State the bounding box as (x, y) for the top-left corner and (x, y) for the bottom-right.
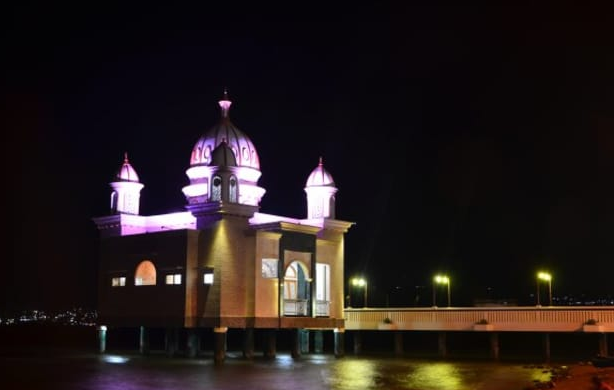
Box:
(328, 359), (377, 389)
(1, 351), (564, 390)
(407, 362), (464, 389)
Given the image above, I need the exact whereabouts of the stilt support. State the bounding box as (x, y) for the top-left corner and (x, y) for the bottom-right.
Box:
(186, 328), (199, 358)
(139, 326), (149, 355)
(213, 327), (228, 365)
(314, 330), (324, 353)
(438, 332), (447, 358)
(353, 331), (362, 355)
(291, 328), (301, 359)
(97, 325), (107, 354)
(165, 328), (179, 357)
(542, 333), (551, 363)
(489, 332), (499, 361)
(394, 331), (403, 355)
(599, 333), (609, 356)
(334, 328), (345, 358)
(243, 328), (254, 359)
(264, 329), (277, 359)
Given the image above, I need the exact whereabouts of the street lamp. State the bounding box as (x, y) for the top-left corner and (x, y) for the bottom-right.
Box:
(537, 271), (552, 306)
(433, 274), (451, 307)
(351, 277), (368, 307)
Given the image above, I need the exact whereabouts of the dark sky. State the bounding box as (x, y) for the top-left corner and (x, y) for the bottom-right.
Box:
(3, 4), (614, 312)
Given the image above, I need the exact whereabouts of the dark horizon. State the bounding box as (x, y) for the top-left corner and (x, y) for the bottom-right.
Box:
(4, 4), (614, 313)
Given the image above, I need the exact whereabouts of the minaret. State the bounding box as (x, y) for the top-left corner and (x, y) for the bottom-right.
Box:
(304, 157), (338, 219)
(110, 152), (144, 215)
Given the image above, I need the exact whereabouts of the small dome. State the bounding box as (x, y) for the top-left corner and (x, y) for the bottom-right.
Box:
(190, 91), (260, 170)
(210, 139), (237, 167)
(306, 157), (335, 187)
(116, 153), (140, 182)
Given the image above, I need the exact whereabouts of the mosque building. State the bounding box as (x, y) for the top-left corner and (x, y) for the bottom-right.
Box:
(92, 91), (354, 362)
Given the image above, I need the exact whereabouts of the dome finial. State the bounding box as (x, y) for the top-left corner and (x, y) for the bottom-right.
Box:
(124, 151), (129, 163)
(319, 156), (323, 166)
(219, 88), (232, 118)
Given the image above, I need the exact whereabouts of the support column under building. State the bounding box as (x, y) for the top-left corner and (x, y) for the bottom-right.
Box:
(300, 329), (310, 354)
(334, 328), (345, 358)
(353, 331), (362, 355)
(139, 326), (150, 355)
(186, 328), (199, 358)
(213, 327), (228, 365)
(394, 331), (403, 355)
(97, 325), (107, 354)
(263, 329), (277, 359)
(489, 333), (500, 361)
(243, 328), (254, 359)
(314, 330), (324, 353)
(291, 328), (301, 359)
(165, 328), (179, 357)
(599, 333), (609, 357)
(438, 332), (447, 358)
(542, 333), (551, 363)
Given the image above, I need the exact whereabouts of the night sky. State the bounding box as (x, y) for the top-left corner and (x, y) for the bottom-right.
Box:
(4, 4), (614, 312)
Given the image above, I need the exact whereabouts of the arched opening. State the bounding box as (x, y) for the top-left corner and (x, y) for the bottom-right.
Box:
(283, 260), (311, 316)
(135, 260), (157, 286)
(229, 175), (238, 203)
(211, 175), (222, 201)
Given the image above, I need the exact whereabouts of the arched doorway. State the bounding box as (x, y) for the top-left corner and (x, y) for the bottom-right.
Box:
(283, 260), (311, 316)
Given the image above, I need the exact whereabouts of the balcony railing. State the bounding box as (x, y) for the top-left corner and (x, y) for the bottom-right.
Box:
(283, 299), (331, 317)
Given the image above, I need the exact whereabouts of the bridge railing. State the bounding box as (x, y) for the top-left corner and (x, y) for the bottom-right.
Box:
(344, 307), (614, 332)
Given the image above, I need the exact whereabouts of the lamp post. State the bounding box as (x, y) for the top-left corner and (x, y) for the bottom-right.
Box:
(433, 274), (451, 307)
(351, 277), (368, 307)
(537, 271), (552, 306)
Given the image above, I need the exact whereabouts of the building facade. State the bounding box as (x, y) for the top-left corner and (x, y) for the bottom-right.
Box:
(92, 92), (353, 362)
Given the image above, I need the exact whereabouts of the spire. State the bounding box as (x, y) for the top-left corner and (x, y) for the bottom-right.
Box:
(218, 88), (232, 118)
(124, 151), (129, 163)
(319, 156), (323, 166)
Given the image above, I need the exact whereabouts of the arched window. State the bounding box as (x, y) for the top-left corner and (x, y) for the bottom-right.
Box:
(229, 175), (237, 203)
(211, 175), (222, 201)
(135, 260), (157, 286)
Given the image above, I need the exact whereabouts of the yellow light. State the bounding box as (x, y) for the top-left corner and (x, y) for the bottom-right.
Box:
(537, 272), (551, 281)
(434, 275), (449, 285)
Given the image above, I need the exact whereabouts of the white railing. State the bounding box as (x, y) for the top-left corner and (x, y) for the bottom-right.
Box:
(284, 299), (309, 316)
(344, 307), (614, 332)
(316, 300), (330, 317)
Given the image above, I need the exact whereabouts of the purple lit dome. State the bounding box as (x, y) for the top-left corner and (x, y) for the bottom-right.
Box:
(189, 91), (260, 170)
(116, 153), (140, 182)
(306, 157), (335, 187)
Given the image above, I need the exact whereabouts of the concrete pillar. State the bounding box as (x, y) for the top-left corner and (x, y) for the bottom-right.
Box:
(542, 333), (551, 363)
(314, 330), (324, 353)
(139, 326), (149, 355)
(438, 332), (447, 358)
(394, 331), (403, 355)
(213, 327), (228, 364)
(599, 333), (609, 356)
(291, 328), (301, 359)
(97, 325), (107, 353)
(489, 332), (500, 361)
(243, 328), (254, 359)
(165, 328), (179, 357)
(263, 329), (277, 359)
(334, 328), (345, 358)
(353, 331), (362, 355)
(186, 328), (199, 358)
(300, 329), (310, 354)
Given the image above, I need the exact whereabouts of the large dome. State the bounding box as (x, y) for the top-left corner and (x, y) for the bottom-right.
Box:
(189, 92), (260, 170)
